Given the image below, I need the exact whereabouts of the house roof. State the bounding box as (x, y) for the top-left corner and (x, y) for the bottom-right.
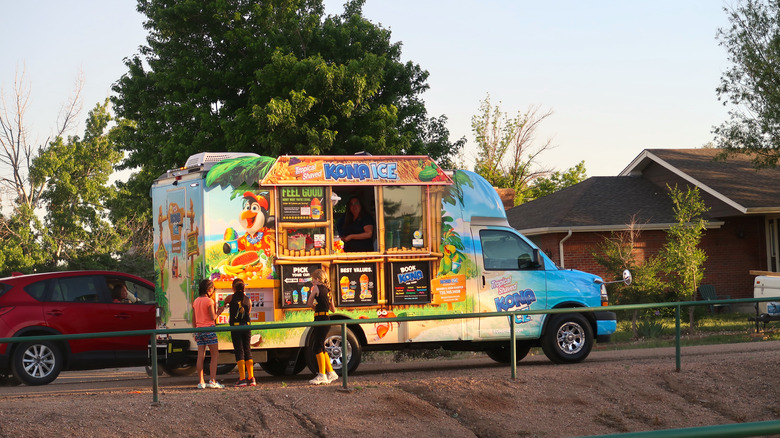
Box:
(506, 148), (780, 235)
(506, 176), (681, 235)
(621, 149), (780, 214)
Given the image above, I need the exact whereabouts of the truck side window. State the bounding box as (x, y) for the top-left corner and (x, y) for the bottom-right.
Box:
(480, 229), (535, 271)
(383, 186), (423, 250)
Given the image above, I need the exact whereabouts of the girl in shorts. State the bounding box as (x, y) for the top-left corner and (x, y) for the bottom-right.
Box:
(193, 279), (224, 389)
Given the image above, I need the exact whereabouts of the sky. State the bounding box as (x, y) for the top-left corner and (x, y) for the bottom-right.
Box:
(1, 0), (733, 180)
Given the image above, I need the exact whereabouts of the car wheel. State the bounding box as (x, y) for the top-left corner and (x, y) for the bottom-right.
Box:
(12, 340), (63, 386)
(305, 325), (361, 376)
(486, 341), (532, 364)
(260, 350), (307, 376)
(541, 313), (593, 364)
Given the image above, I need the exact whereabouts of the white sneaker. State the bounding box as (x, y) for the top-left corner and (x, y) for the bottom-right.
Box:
(326, 371), (339, 383)
(309, 373), (329, 385)
(207, 380), (225, 389)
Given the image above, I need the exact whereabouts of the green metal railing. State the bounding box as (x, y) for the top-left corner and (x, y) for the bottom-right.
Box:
(2, 296), (779, 437)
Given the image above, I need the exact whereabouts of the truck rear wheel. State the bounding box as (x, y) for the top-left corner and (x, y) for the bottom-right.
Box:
(486, 341), (532, 363)
(305, 325), (361, 376)
(260, 350), (307, 376)
(541, 313), (593, 364)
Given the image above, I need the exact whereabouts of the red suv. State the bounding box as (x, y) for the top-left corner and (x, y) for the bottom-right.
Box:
(0, 271), (157, 385)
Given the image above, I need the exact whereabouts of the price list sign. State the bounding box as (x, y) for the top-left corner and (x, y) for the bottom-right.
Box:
(335, 263), (377, 306)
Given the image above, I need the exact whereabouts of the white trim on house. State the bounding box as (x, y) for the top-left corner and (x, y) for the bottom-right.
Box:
(619, 150), (748, 214)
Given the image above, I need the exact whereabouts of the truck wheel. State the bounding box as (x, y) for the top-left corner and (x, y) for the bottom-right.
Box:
(306, 325), (361, 376)
(160, 363), (197, 376)
(541, 313), (593, 364)
(260, 351), (307, 376)
(486, 341), (532, 363)
(12, 340), (63, 386)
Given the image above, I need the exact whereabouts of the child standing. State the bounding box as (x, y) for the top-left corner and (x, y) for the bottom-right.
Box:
(193, 279), (224, 389)
(306, 268), (338, 385)
(222, 278), (255, 387)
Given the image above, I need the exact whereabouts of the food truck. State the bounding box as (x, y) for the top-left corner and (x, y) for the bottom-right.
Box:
(151, 152), (618, 376)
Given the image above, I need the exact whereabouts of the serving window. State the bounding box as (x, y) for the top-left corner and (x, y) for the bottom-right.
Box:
(382, 186), (425, 251)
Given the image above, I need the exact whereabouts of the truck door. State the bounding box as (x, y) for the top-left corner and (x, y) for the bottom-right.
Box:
(472, 227), (547, 340)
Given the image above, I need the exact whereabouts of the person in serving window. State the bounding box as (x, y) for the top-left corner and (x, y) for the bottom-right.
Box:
(336, 196), (374, 252)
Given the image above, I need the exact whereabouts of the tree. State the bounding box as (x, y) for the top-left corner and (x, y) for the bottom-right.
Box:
(658, 185), (708, 329)
(471, 94), (554, 205)
(525, 160), (587, 202)
(0, 66), (83, 274)
(30, 100), (125, 270)
(714, 0), (780, 168)
(593, 218), (667, 339)
(112, 0), (462, 183)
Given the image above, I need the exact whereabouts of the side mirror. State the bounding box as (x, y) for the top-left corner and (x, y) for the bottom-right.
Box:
(622, 269), (632, 286)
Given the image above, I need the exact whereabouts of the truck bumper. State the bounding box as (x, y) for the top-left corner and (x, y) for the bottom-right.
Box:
(594, 311), (617, 342)
(149, 339), (191, 366)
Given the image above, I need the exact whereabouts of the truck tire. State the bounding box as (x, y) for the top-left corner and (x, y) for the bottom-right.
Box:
(12, 340), (63, 386)
(260, 350), (307, 376)
(160, 363), (197, 376)
(541, 313), (593, 364)
(486, 341), (532, 364)
(305, 325), (361, 376)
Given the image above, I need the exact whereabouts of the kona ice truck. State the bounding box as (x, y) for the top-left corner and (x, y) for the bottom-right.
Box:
(150, 152), (618, 376)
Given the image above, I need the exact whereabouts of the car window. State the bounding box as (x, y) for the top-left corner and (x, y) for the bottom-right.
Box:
(480, 229), (535, 271)
(23, 280), (49, 301)
(49, 276), (102, 303)
(105, 276), (155, 304)
(0, 281), (11, 298)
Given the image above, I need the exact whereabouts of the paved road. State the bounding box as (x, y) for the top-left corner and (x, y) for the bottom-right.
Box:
(2, 340), (777, 398)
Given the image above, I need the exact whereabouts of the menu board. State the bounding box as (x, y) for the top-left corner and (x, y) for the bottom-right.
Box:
(281, 264), (320, 308)
(335, 263), (377, 306)
(390, 261), (431, 304)
(278, 186), (327, 222)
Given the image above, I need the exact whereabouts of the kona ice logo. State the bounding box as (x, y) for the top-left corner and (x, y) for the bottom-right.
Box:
(324, 162), (398, 182)
(492, 276), (537, 324)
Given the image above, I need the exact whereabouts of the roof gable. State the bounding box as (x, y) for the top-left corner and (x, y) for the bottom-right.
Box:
(622, 149), (780, 213)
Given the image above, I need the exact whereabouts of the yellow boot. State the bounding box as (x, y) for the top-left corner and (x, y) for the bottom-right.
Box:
(246, 359), (256, 386)
(235, 360), (247, 387)
(324, 353), (338, 383)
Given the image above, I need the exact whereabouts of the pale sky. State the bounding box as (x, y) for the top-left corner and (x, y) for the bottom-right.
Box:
(2, 0), (732, 179)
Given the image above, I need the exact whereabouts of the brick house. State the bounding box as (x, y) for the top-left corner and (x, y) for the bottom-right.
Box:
(505, 148), (780, 304)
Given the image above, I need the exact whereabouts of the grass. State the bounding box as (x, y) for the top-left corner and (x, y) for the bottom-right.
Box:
(595, 311), (780, 351)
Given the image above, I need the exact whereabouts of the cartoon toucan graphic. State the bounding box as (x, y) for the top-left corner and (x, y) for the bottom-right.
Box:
(225, 191), (275, 256)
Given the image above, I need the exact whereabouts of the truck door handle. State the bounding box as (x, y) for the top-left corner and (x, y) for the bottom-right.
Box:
(482, 276), (486, 287)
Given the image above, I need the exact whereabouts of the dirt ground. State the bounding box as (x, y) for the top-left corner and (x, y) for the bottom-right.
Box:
(2, 341), (780, 437)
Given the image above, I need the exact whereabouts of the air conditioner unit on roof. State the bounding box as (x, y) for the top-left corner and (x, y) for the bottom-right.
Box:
(184, 152), (260, 169)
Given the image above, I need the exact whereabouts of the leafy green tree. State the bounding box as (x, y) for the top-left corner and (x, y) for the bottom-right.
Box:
(471, 94), (554, 205)
(525, 160), (587, 202)
(30, 100), (125, 270)
(112, 0), (462, 183)
(714, 0), (780, 168)
(593, 219), (667, 338)
(659, 185), (708, 328)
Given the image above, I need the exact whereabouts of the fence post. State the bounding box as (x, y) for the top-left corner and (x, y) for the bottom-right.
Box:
(151, 333), (160, 405)
(341, 322), (348, 389)
(675, 305), (681, 372)
(510, 314), (517, 380)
